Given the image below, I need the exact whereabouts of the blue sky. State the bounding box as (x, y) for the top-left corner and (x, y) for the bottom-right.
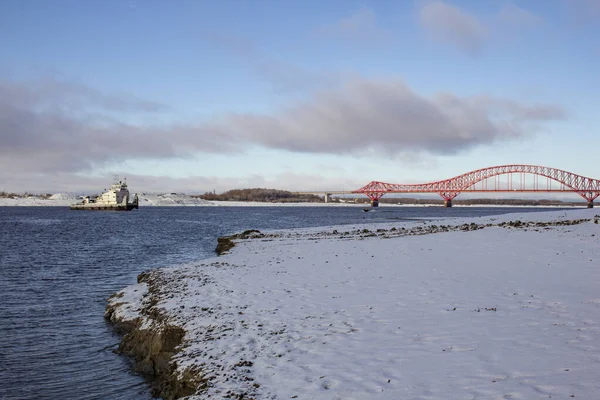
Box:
(1, 0), (599, 196)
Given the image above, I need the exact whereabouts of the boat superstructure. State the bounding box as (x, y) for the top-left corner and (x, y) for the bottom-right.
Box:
(70, 179), (139, 211)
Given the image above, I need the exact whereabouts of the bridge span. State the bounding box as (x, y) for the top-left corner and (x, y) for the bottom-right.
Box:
(352, 165), (600, 208)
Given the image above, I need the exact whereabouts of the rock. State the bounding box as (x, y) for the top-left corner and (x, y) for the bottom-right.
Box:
(216, 237), (235, 255)
(233, 229), (264, 239)
(215, 230), (265, 255)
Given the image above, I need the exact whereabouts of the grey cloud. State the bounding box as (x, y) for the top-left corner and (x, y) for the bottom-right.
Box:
(317, 8), (390, 44)
(419, 1), (487, 56)
(0, 77), (565, 179)
(0, 78), (166, 112)
(473, 96), (567, 120)
(254, 60), (337, 94)
(418, 2), (546, 55)
(0, 170), (366, 194)
(0, 80), (235, 174)
(219, 77), (565, 155)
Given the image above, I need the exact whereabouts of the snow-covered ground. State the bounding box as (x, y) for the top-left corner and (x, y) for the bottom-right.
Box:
(107, 208), (600, 399)
(139, 193), (212, 206)
(0, 193), (78, 207)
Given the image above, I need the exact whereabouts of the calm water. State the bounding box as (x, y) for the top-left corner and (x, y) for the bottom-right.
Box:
(0, 205), (570, 400)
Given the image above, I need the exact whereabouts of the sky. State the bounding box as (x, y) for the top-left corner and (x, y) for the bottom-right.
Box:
(1, 0), (599, 195)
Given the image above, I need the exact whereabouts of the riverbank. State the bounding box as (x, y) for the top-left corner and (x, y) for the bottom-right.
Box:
(106, 208), (600, 399)
(0, 193), (587, 208)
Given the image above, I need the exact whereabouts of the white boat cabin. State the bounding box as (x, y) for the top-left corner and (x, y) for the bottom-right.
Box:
(84, 181), (131, 205)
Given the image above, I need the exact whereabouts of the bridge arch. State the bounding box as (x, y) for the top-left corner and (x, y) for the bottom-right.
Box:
(353, 164), (600, 207)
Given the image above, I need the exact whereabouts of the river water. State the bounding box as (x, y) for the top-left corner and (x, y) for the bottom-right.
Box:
(0, 205), (570, 399)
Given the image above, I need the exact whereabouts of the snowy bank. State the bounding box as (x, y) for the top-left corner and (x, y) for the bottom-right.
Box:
(0, 193), (212, 207)
(0, 195), (582, 208)
(106, 209), (600, 399)
(140, 193), (212, 207)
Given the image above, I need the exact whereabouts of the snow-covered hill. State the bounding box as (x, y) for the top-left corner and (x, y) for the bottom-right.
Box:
(139, 193), (213, 206)
(0, 196), (74, 207)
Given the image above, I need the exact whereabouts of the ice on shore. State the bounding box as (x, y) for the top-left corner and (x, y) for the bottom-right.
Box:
(110, 208), (600, 399)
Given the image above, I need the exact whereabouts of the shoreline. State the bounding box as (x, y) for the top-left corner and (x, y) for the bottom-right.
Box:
(0, 197), (588, 208)
(106, 208), (600, 399)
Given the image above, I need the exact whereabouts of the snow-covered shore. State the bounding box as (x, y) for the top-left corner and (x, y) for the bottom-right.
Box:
(0, 191), (586, 208)
(0, 195), (583, 208)
(0, 193), (369, 207)
(0, 193), (213, 207)
(106, 209), (600, 399)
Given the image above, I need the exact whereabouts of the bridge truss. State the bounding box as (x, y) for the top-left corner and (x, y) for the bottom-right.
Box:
(352, 165), (600, 207)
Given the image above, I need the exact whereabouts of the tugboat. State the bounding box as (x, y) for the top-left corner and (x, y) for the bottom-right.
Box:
(70, 178), (139, 211)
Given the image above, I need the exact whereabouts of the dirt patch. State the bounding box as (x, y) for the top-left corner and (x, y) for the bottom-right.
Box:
(105, 271), (208, 399)
(216, 230), (265, 255)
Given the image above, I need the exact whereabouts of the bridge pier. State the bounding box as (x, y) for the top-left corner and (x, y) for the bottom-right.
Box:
(588, 201), (594, 208)
(324, 193), (331, 203)
(444, 199), (452, 208)
(371, 199), (379, 207)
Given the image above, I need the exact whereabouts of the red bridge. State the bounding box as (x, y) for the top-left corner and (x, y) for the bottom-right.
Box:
(353, 165), (600, 208)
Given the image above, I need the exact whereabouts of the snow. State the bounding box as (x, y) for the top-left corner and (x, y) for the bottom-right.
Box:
(139, 193), (212, 206)
(0, 193), (583, 208)
(107, 283), (149, 322)
(0, 196), (73, 206)
(0, 193), (211, 207)
(48, 192), (79, 201)
(114, 208), (600, 399)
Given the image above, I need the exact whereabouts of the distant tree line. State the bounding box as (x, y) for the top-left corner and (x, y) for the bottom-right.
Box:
(195, 188), (323, 203)
(195, 188), (586, 206)
(0, 191), (53, 199)
(0, 191), (20, 198)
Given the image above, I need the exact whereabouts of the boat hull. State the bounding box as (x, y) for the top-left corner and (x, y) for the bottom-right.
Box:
(69, 203), (138, 211)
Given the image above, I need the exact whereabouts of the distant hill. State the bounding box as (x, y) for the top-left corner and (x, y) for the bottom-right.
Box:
(196, 188), (322, 203)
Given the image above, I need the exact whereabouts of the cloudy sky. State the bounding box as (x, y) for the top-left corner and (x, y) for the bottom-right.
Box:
(1, 0), (598, 194)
